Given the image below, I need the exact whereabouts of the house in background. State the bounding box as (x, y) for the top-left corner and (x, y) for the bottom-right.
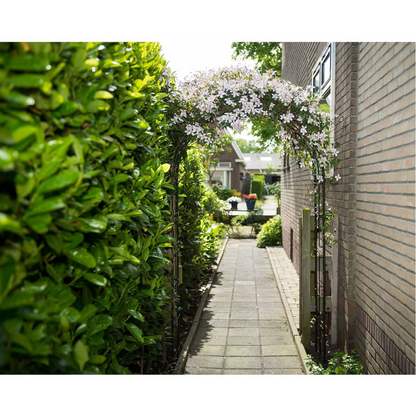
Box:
(281, 42), (415, 374)
(243, 152), (283, 184)
(208, 141), (246, 192)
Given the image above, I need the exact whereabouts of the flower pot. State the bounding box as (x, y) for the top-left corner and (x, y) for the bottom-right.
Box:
(230, 201), (238, 210)
(246, 200), (256, 210)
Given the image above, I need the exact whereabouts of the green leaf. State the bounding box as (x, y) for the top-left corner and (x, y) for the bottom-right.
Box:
(162, 163), (170, 173)
(37, 160), (61, 181)
(25, 213), (52, 234)
(85, 273), (107, 287)
(0, 292), (34, 310)
(0, 213), (23, 235)
(127, 309), (145, 322)
(16, 174), (35, 199)
(109, 247), (140, 264)
(13, 125), (44, 144)
(87, 100), (110, 113)
(6, 73), (45, 88)
(64, 249), (97, 268)
(9, 331), (33, 353)
(125, 323), (144, 342)
(86, 314), (112, 337)
(0, 148), (17, 171)
(79, 304), (98, 323)
(94, 91), (114, 99)
(120, 108), (137, 121)
(38, 171), (79, 194)
(61, 307), (81, 323)
(5, 54), (50, 72)
(74, 217), (108, 233)
(25, 196), (65, 217)
(73, 340), (89, 371)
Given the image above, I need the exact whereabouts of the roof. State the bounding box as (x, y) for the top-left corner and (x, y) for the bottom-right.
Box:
(242, 152), (283, 172)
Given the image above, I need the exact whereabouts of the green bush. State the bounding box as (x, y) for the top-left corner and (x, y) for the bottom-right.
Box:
(256, 215), (282, 247)
(267, 182), (281, 203)
(178, 147), (226, 312)
(250, 175), (264, 200)
(0, 42), (172, 374)
(306, 350), (364, 374)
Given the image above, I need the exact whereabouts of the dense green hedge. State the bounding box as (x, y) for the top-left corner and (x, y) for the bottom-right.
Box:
(250, 174), (264, 200)
(178, 147), (226, 312)
(0, 42), (173, 373)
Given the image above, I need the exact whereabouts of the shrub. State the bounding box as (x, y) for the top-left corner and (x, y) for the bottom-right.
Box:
(250, 177), (264, 200)
(230, 189), (241, 198)
(306, 350), (364, 374)
(256, 215), (282, 247)
(178, 147), (227, 314)
(0, 42), (172, 374)
(267, 182), (281, 202)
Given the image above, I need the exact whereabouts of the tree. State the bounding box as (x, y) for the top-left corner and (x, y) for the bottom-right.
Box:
(235, 138), (260, 153)
(231, 42), (282, 76)
(231, 43), (284, 147)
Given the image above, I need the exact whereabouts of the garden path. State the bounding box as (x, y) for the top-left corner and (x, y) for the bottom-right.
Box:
(184, 239), (304, 374)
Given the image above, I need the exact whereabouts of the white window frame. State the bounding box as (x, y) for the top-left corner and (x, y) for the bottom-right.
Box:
(312, 42), (336, 176)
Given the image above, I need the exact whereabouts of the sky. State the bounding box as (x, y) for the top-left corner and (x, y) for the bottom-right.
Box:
(159, 40), (255, 81)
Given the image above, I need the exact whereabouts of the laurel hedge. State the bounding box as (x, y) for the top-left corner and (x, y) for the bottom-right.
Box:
(0, 42), (174, 373)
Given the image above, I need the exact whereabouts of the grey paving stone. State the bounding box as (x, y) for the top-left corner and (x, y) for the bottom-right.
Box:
(259, 327), (290, 336)
(264, 369), (304, 375)
(227, 336), (260, 346)
(229, 320), (259, 328)
(230, 312), (258, 320)
(196, 327), (228, 338)
(263, 356), (303, 369)
(200, 319), (230, 328)
(260, 335), (294, 345)
(224, 357), (262, 369)
(201, 312), (230, 320)
(262, 345), (298, 356)
(225, 345), (261, 356)
(189, 345), (226, 357)
(184, 368), (223, 375)
(259, 320), (288, 328)
(259, 313), (286, 320)
(228, 327), (260, 337)
(192, 336), (227, 346)
(223, 369), (263, 375)
(186, 355), (224, 368)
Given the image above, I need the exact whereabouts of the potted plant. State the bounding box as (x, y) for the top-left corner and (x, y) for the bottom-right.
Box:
(227, 196), (241, 210)
(242, 193), (258, 210)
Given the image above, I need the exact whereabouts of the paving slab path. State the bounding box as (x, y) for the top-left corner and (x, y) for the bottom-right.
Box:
(184, 239), (305, 375)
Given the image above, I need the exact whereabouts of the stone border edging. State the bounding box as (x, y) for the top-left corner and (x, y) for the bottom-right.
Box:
(266, 246), (311, 375)
(173, 237), (229, 374)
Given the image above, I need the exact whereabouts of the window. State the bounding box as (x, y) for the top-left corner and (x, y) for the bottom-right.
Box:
(312, 43), (333, 107)
(312, 43), (336, 175)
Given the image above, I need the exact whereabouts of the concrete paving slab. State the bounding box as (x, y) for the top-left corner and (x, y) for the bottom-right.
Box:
(184, 239), (304, 375)
(224, 357), (262, 369)
(262, 345), (298, 356)
(225, 345), (261, 356)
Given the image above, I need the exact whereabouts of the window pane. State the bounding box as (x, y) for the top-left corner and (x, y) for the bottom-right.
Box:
(313, 71), (320, 92)
(322, 54), (331, 85)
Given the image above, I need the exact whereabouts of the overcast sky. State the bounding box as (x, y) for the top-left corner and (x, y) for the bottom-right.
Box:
(159, 40), (255, 81)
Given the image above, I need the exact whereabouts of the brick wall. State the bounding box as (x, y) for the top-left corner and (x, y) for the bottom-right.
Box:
(353, 42), (415, 374)
(281, 42), (415, 374)
(281, 42), (327, 273)
(329, 42), (360, 351)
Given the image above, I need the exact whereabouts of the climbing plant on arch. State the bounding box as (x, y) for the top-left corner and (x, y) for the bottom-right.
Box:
(164, 65), (340, 349)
